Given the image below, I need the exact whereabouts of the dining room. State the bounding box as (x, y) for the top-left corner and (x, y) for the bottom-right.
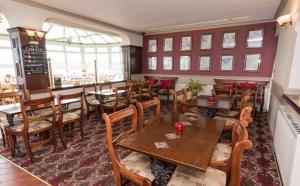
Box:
(0, 0), (300, 186)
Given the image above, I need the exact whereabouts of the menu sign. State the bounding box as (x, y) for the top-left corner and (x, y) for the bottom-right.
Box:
(22, 44), (48, 74)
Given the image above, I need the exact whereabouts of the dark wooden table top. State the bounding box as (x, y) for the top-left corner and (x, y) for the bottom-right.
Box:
(0, 98), (79, 116)
(117, 112), (225, 171)
(0, 156), (49, 186)
(185, 95), (236, 110)
(87, 89), (126, 97)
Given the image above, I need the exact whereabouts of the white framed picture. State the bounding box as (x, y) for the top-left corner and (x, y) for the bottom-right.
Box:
(148, 57), (157, 70)
(220, 55), (234, 71)
(180, 56), (191, 71)
(199, 56), (211, 71)
(163, 56), (173, 70)
(163, 38), (173, 52)
(181, 36), (192, 51)
(148, 39), (157, 52)
(200, 34), (213, 50)
(247, 29), (264, 48)
(222, 32), (236, 49)
(244, 54), (261, 71)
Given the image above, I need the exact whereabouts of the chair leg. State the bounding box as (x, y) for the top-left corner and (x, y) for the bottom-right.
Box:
(7, 134), (15, 156)
(79, 120), (84, 140)
(51, 128), (57, 152)
(58, 126), (66, 149)
(22, 135), (35, 162)
(95, 107), (100, 120)
(86, 107), (90, 120)
(0, 128), (6, 147)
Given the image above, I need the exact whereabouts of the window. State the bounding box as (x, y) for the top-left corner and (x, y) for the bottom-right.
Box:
(43, 22), (123, 84)
(180, 56), (191, 71)
(148, 57), (157, 70)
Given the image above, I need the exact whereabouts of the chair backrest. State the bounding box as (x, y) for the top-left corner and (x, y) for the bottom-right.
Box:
(126, 80), (138, 87)
(172, 89), (186, 113)
(136, 97), (160, 129)
(239, 106), (253, 127)
(25, 88), (52, 100)
(100, 82), (112, 91)
(102, 105), (151, 186)
(20, 96), (56, 133)
(229, 123), (252, 186)
(115, 86), (130, 107)
(82, 84), (97, 103)
(0, 91), (23, 105)
(240, 95), (250, 111)
(57, 92), (84, 123)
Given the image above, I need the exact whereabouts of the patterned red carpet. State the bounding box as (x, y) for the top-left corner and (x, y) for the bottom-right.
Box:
(0, 103), (281, 186)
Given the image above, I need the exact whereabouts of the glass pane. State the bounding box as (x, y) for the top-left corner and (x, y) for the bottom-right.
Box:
(0, 13), (9, 35)
(47, 51), (67, 77)
(84, 53), (96, 82)
(112, 46), (121, 52)
(97, 47), (108, 52)
(101, 34), (117, 43)
(66, 53), (82, 77)
(91, 35), (107, 44)
(65, 46), (80, 52)
(0, 39), (11, 47)
(46, 25), (64, 39)
(46, 44), (63, 51)
(0, 48), (15, 82)
(84, 47), (96, 53)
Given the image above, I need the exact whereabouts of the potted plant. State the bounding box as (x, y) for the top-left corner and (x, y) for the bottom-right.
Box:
(186, 79), (204, 96)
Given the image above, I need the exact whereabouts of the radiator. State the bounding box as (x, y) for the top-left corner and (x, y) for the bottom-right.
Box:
(274, 106), (300, 186)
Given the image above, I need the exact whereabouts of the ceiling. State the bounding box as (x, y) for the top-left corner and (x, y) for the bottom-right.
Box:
(30, 0), (281, 33)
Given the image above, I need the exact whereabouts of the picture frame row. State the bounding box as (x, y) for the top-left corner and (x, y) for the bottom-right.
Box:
(148, 54), (262, 72)
(148, 28), (264, 52)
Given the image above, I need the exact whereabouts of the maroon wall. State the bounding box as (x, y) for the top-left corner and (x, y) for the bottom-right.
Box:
(142, 22), (278, 77)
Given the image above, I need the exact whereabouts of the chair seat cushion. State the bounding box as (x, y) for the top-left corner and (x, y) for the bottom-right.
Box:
(89, 99), (100, 105)
(216, 110), (239, 117)
(0, 118), (23, 129)
(9, 120), (52, 133)
(103, 96), (116, 103)
(214, 116), (238, 130)
(210, 143), (232, 165)
(167, 166), (226, 186)
(120, 152), (155, 181)
(63, 112), (80, 123)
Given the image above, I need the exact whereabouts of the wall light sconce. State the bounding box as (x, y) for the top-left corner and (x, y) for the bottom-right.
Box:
(276, 14), (293, 28)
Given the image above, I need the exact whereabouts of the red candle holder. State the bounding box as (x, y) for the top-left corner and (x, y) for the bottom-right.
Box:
(175, 122), (184, 134)
(112, 88), (116, 93)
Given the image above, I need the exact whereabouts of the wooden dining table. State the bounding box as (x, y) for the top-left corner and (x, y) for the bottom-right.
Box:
(117, 112), (225, 172)
(185, 95), (236, 110)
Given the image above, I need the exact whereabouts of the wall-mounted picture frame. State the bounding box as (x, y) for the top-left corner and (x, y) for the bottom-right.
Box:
(199, 56), (211, 71)
(247, 29), (264, 48)
(220, 55), (234, 71)
(148, 39), (157, 52)
(200, 34), (213, 50)
(163, 37), (173, 52)
(181, 36), (192, 51)
(148, 57), (157, 70)
(244, 54), (261, 71)
(163, 56), (173, 70)
(222, 32), (236, 49)
(180, 56), (191, 71)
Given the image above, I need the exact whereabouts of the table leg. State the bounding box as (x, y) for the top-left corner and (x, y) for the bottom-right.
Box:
(6, 114), (25, 157)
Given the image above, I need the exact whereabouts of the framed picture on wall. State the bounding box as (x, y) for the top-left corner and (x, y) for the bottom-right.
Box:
(180, 56), (191, 70)
(163, 56), (173, 70)
(244, 54), (261, 71)
(199, 56), (211, 71)
(163, 38), (173, 52)
(181, 36), (192, 51)
(148, 57), (157, 70)
(222, 32), (236, 49)
(220, 55), (234, 71)
(148, 39), (157, 52)
(200, 34), (213, 50)
(247, 29), (264, 48)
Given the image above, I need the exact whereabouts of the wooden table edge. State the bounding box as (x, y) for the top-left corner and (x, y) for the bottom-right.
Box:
(0, 155), (51, 186)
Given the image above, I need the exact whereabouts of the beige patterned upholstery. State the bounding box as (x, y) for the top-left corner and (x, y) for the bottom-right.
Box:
(210, 143), (232, 164)
(214, 116), (238, 129)
(167, 166), (226, 186)
(120, 152), (155, 181)
(216, 110), (239, 117)
(158, 89), (175, 94)
(9, 120), (52, 133)
(63, 112), (80, 123)
(103, 97), (116, 103)
(0, 118), (23, 129)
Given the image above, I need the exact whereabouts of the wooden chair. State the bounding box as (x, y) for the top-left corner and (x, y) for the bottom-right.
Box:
(209, 122), (250, 173)
(83, 84), (100, 120)
(0, 91), (23, 147)
(0, 84), (19, 104)
(213, 83), (234, 97)
(102, 105), (154, 186)
(24, 88), (52, 100)
(102, 87), (129, 113)
(129, 84), (141, 102)
(136, 97), (160, 129)
(172, 89), (186, 113)
(167, 123), (252, 186)
(56, 92), (84, 149)
(140, 81), (158, 101)
(100, 82), (112, 91)
(5, 96), (57, 162)
(126, 79), (138, 87)
(158, 79), (177, 102)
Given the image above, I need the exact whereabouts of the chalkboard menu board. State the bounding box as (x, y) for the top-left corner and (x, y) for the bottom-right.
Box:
(23, 44), (48, 74)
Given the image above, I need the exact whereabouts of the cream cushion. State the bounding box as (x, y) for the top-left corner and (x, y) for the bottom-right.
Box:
(62, 112), (80, 123)
(214, 116), (238, 129)
(210, 143), (232, 164)
(167, 166), (226, 186)
(120, 152), (155, 181)
(9, 120), (52, 133)
(216, 110), (239, 117)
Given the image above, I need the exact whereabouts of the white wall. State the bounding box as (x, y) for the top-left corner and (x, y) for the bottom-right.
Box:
(0, 0), (143, 46)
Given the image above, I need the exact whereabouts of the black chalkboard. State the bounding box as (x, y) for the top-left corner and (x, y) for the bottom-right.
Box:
(22, 44), (48, 74)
